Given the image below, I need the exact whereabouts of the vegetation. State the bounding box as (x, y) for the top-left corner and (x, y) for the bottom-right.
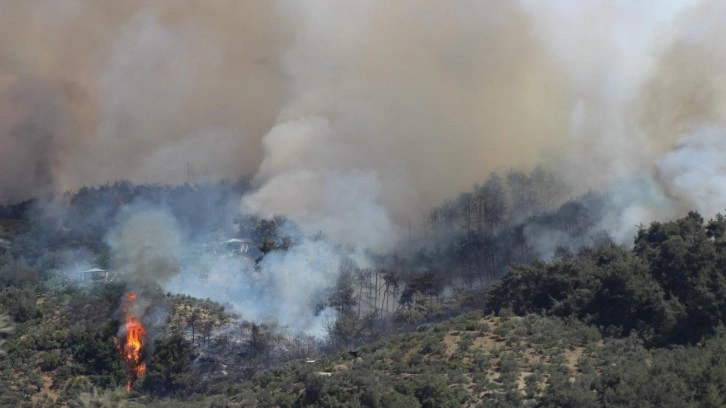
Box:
(487, 211), (726, 346)
(3, 178), (726, 406)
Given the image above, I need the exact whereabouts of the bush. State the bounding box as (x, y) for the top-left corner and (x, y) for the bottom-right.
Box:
(412, 375), (464, 408)
(458, 333), (476, 352)
(140, 332), (197, 397)
(471, 351), (490, 372)
(39, 350), (63, 372)
(53, 365), (77, 389)
(420, 335), (446, 357)
(0, 286), (41, 322)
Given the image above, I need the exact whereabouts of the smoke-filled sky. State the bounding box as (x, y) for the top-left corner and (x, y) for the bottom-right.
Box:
(3, 0), (726, 247)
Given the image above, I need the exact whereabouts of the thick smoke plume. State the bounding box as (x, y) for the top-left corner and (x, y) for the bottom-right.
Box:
(0, 1), (286, 202)
(5, 0), (726, 331)
(4, 0), (725, 240)
(105, 203), (182, 335)
(242, 0), (571, 246)
(106, 204), (183, 284)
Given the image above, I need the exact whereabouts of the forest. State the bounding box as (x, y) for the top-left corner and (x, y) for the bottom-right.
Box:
(1, 169), (726, 407)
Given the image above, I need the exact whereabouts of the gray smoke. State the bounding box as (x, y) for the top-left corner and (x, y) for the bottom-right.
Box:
(106, 203), (183, 284)
(7, 0), (726, 332)
(4, 0), (725, 240)
(0, 1), (286, 201)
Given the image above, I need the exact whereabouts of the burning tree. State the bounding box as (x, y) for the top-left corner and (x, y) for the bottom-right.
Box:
(116, 291), (147, 391)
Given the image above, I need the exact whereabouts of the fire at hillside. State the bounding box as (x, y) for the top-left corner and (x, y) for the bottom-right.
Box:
(115, 291), (147, 391)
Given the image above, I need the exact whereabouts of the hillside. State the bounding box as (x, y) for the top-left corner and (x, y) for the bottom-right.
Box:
(47, 310), (726, 407)
(3, 1), (726, 406)
(4, 185), (726, 407)
(0, 282), (320, 407)
(216, 311), (726, 408)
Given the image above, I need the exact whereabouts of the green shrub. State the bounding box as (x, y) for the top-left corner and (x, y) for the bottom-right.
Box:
(458, 333), (476, 352)
(471, 351), (490, 372)
(39, 350), (63, 372)
(420, 335), (446, 356)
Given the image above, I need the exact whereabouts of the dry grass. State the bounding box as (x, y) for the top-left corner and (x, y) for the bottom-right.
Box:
(438, 315), (601, 405)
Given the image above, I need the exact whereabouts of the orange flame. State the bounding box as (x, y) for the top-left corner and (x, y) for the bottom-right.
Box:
(116, 291), (147, 391)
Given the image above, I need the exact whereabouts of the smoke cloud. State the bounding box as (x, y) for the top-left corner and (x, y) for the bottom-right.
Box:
(6, 1), (726, 309)
(0, 0), (287, 202)
(106, 201), (351, 336)
(657, 128), (726, 217)
(243, 0), (572, 246)
(106, 203), (183, 284)
(166, 237), (350, 337)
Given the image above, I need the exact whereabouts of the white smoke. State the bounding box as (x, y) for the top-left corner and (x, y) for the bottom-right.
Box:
(522, 0), (726, 241)
(165, 236), (364, 337)
(105, 203), (184, 283)
(657, 126), (726, 217)
(242, 116), (397, 251)
(106, 201), (360, 337)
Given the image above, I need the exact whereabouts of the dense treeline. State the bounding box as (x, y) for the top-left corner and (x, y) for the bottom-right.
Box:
(427, 168), (566, 237)
(320, 167), (606, 345)
(407, 168), (606, 294)
(486, 211), (726, 346)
